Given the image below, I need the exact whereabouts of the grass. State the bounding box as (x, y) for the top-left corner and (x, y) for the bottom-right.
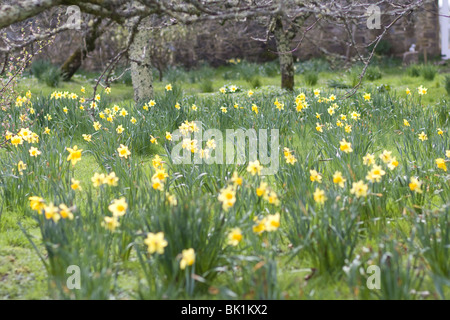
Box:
(18, 60), (446, 106)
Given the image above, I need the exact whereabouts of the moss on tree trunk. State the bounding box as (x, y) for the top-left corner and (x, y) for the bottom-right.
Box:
(273, 17), (296, 91)
(129, 18), (153, 102)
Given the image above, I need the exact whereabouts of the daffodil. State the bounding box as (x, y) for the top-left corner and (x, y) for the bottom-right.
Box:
(350, 180), (368, 198)
(379, 150), (392, 164)
(363, 153), (375, 166)
(144, 232), (168, 254)
(29, 196), (45, 212)
(332, 171), (346, 188)
(91, 173), (105, 187)
(310, 169), (322, 183)
(418, 131), (428, 141)
(93, 121), (101, 131)
(44, 203), (60, 222)
(366, 165), (386, 183)
(436, 158), (447, 172)
(117, 144), (131, 158)
(71, 178), (82, 190)
(409, 177), (422, 193)
(59, 204), (74, 220)
(102, 216), (120, 231)
(66, 145), (83, 166)
(339, 138), (353, 153)
(105, 172), (119, 186)
(265, 213), (280, 231)
(11, 135), (23, 146)
(152, 178), (165, 191)
(218, 185), (236, 211)
(82, 134), (92, 142)
(251, 104), (258, 114)
(313, 188), (327, 204)
(29, 147), (41, 157)
(227, 228), (243, 246)
(180, 248), (195, 270)
(108, 197), (127, 217)
(231, 171), (242, 186)
(247, 160), (263, 176)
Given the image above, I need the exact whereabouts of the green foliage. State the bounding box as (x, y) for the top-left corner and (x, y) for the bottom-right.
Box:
(421, 64), (438, 81)
(444, 76), (450, 95)
(199, 79), (214, 92)
(111, 68), (133, 87)
(42, 67), (61, 88)
(368, 39), (392, 56)
(366, 66), (383, 81)
(349, 69), (362, 87)
(327, 79), (351, 89)
(31, 60), (53, 80)
(304, 71), (318, 86)
(249, 76), (262, 88)
(295, 58), (330, 73)
(407, 64), (421, 77)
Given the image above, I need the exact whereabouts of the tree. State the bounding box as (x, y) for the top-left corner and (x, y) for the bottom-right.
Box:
(1, 0), (283, 102)
(60, 17), (103, 81)
(0, 0), (435, 101)
(253, 0), (431, 93)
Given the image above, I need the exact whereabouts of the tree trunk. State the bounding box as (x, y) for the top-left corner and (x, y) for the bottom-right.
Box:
(60, 18), (101, 81)
(273, 17), (295, 91)
(129, 18), (153, 102)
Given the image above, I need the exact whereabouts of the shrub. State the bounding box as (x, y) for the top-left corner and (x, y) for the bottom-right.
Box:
(327, 79), (351, 89)
(164, 67), (187, 83)
(261, 61), (279, 77)
(365, 66), (382, 81)
(199, 79), (214, 92)
(349, 69), (362, 87)
(31, 59), (53, 80)
(407, 64), (421, 77)
(368, 39), (392, 56)
(249, 76), (262, 88)
(122, 69), (133, 86)
(42, 67), (61, 87)
(444, 75), (450, 95)
(295, 58), (330, 73)
(238, 62), (261, 82)
(111, 68), (133, 86)
(421, 64), (438, 81)
(304, 71), (318, 86)
(187, 64), (214, 84)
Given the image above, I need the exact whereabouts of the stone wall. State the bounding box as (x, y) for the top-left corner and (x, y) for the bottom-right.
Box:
(291, 0), (441, 61)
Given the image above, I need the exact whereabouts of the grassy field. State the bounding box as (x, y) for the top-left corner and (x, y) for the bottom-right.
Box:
(1, 59), (449, 299)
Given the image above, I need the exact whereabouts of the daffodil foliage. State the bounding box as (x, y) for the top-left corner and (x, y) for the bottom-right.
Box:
(0, 83), (448, 299)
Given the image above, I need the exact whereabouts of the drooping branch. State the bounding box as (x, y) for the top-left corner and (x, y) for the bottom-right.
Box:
(0, 0), (63, 29)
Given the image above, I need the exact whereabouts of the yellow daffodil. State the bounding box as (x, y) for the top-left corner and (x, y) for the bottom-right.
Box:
(66, 145), (83, 166)
(227, 228), (243, 246)
(179, 248), (195, 270)
(144, 232), (168, 254)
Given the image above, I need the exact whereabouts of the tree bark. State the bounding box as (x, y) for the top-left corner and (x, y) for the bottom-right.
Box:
(0, 0), (62, 29)
(129, 18), (153, 102)
(273, 17), (295, 91)
(60, 18), (101, 81)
